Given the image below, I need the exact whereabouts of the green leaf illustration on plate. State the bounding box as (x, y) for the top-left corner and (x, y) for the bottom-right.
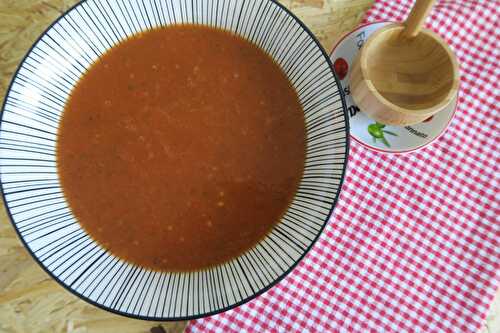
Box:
(367, 122), (398, 147)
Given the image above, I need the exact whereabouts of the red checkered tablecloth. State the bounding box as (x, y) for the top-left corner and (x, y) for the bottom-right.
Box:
(187, 0), (500, 331)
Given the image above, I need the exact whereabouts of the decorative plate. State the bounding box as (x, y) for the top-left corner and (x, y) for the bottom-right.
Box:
(330, 21), (457, 154)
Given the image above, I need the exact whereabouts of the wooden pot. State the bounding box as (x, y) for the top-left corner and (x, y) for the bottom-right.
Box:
(350, 23), (459, 126)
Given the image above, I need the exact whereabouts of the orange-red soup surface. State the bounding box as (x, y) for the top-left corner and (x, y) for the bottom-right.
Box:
(58, 25), (306, 271)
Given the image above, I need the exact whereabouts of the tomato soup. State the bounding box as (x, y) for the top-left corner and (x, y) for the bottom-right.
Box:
(57, 25), (306, 271)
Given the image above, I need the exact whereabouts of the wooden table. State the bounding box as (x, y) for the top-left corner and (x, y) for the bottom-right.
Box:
(0, 1), (498, 332)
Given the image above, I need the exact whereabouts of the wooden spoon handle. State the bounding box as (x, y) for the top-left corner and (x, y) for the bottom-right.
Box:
(402, 0), (437, 38)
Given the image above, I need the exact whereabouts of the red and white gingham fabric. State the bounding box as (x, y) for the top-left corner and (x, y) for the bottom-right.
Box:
(187, 0), (500, 331)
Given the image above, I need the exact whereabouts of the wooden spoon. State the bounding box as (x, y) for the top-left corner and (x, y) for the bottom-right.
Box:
(401, 0), (437, 39)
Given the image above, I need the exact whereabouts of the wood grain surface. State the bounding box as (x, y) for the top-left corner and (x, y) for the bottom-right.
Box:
(0, 1), (498, 333)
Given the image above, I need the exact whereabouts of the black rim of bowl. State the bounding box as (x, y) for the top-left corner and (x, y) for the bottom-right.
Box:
(0, 0), (350, 321)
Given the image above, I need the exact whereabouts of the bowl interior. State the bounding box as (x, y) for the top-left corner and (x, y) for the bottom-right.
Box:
(0, 0), (347, 320)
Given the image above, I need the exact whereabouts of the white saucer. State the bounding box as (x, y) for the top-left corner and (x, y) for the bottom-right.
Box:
(330, 21), (458, 154)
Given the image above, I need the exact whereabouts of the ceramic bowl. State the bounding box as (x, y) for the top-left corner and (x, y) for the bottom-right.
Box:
(0, 0), (348, 320)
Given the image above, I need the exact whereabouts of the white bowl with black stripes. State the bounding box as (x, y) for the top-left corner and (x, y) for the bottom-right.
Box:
(0, 0), (348, 320)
